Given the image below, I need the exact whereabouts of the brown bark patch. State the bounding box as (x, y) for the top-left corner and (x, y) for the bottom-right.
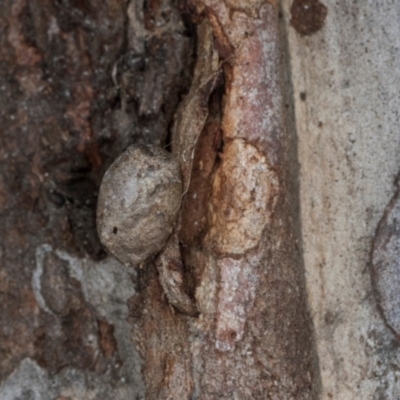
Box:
(98, 319), (118, 358)
(130, 267), (194, 399)
(290, 0), (327, 36)
(179, 120), (221, 247)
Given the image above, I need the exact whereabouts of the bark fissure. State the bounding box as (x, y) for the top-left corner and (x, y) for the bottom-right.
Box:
(0, 0), (319, 398)
(132, 1), (318, 398)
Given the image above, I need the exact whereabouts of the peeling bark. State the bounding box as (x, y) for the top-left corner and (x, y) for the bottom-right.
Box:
(133, 1), (319, 398)
(1, 0), (319, 398)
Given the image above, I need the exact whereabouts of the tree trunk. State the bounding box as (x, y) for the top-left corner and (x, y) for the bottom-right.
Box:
(1, 0), (400, 399)
(127, 1), (317, 398)
(282, 0), (400, 398)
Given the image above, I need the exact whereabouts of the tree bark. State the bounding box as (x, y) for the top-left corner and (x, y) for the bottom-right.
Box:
(124, 1), (319, 398)
(0, 0), (191, 397)
(0, 0), (318, 398)
(282, 0), (400, 398)
(4, 0), (400, 399)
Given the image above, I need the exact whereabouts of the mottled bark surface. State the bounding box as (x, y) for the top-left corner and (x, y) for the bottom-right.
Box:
(0, 0), (192, 398)
(131, 1), (318, 399)
(1, 0), (319, 399)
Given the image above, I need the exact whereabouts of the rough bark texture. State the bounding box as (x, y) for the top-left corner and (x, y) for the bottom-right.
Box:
(1, 0), (319, 398)
(130, 1), (318, 398)
(0, 0), (192, 398)
(6, 0), (400, 399)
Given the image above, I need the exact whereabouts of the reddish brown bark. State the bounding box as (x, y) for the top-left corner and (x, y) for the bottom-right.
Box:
(131, 1), (319, 398)
(1, 0), (319, 398)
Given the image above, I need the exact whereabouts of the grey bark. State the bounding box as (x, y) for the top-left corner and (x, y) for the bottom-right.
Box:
(283, 0), (400, 398)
